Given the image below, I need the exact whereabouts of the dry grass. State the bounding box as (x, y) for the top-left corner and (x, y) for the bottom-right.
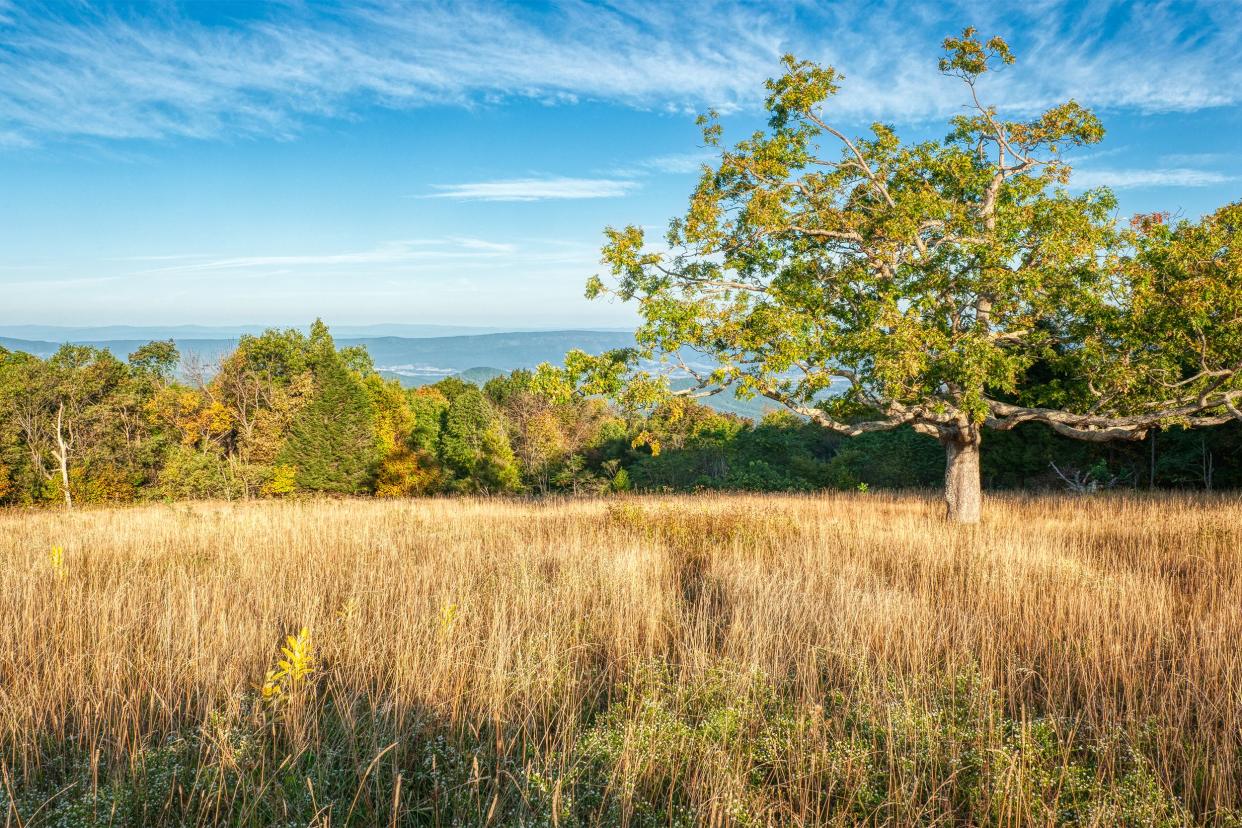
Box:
(1, 492), (1241, 825)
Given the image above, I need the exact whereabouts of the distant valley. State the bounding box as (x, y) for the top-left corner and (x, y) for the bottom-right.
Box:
(0, 327), (778, 420)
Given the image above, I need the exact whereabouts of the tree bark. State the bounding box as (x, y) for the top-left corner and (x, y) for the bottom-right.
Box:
(942, 429), (981, 524)
(55, 402), (72, 509)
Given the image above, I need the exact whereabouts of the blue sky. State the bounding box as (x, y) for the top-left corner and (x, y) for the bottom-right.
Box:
(1, 0), (1240, 330)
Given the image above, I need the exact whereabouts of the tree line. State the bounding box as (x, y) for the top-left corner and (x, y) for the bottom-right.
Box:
(1, 318), (1238, 507)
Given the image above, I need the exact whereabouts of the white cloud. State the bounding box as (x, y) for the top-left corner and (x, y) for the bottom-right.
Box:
(446, 237), (518, 252)
(1072, 167), (1235, 189)
(1159, 152), (1234, 166)
(1, 1), (1240, 146)
(632, 151), (718, 175)
(427, 177), (639, 201)
(132, 238), (516, 275)
(112, 236), (598, 281)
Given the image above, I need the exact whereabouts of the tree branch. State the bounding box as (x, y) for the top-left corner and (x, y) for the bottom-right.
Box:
(985, 390), (1242, 441)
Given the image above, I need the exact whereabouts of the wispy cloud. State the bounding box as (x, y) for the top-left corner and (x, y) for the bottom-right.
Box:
(1159, 152), (1235, 166)
(629, 151), (717, 175)
(446, 237), (515, 252)
(1072, 167), (1235, 190)
(2, 274), (124, 290)
(1, 232), (616, 328)
(427, 177), (639, 202)
(2, 1), (1241, 146)
(112, 236), (596, 280)
(131, 238), (516, 275)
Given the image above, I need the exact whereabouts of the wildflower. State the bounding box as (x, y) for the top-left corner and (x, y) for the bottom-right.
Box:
(260, 668), (285, 703)
(336, 597), (358, 622)
(49, 545), (66, 579)
(279, 627), (315, 684)
(259, 626), (315, 705)
(438, 601), (458, 637)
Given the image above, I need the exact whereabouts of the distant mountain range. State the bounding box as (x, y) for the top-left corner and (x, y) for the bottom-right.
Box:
(352, 330), (638, 378)
(0, 328), (781, 420)
(0, 329), (638, 368)
(0, 323), (620, 341)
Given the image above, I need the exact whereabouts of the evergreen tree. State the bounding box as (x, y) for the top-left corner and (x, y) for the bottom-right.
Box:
(440, 388), (521, 493)
(408, 387), (450, 454)
(277, 355), (379, 494)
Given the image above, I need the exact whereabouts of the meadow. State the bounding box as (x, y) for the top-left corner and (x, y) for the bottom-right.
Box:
(2, 492), (1241, 826)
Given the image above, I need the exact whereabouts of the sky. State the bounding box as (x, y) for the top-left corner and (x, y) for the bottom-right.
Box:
(1, 0), (1240, 330)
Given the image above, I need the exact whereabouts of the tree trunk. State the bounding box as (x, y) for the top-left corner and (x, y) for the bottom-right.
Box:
(942, 430), (981, 524)
(55, 402), (73, 509)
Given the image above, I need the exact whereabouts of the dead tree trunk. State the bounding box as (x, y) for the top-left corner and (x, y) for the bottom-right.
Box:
(53, 401), (72, 509)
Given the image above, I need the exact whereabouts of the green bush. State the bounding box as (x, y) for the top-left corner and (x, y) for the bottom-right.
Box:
(158, 446), (244, 500)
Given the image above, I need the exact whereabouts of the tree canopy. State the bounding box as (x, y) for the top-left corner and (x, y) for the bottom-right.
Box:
(556, 28), (1241, 522)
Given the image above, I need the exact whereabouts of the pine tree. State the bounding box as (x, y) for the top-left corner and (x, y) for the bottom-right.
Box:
(440, 388), (521, 493)
(278, 355), (379, 494)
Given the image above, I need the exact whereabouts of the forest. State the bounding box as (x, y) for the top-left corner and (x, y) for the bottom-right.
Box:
(1, 318), (1238, 509)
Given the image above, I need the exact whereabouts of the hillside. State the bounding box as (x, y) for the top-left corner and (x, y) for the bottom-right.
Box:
(0, 330), (636, 371)
(0, 323), (513, 341)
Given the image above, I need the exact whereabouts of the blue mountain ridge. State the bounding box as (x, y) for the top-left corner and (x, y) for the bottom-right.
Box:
(0, 330), (780, 420)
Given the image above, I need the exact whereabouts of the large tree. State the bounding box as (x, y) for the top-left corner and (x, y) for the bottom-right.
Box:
(277, 343), (379, 495)
(567, 29), (1242, 523)
(0, 345), (134, 507)
(440, 387), (521, 494)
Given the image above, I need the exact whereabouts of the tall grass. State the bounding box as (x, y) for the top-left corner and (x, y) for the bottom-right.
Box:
(1, 492), (1240, 825)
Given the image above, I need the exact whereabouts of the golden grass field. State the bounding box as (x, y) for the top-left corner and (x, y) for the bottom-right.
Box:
(2, 492), (1241, 826)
